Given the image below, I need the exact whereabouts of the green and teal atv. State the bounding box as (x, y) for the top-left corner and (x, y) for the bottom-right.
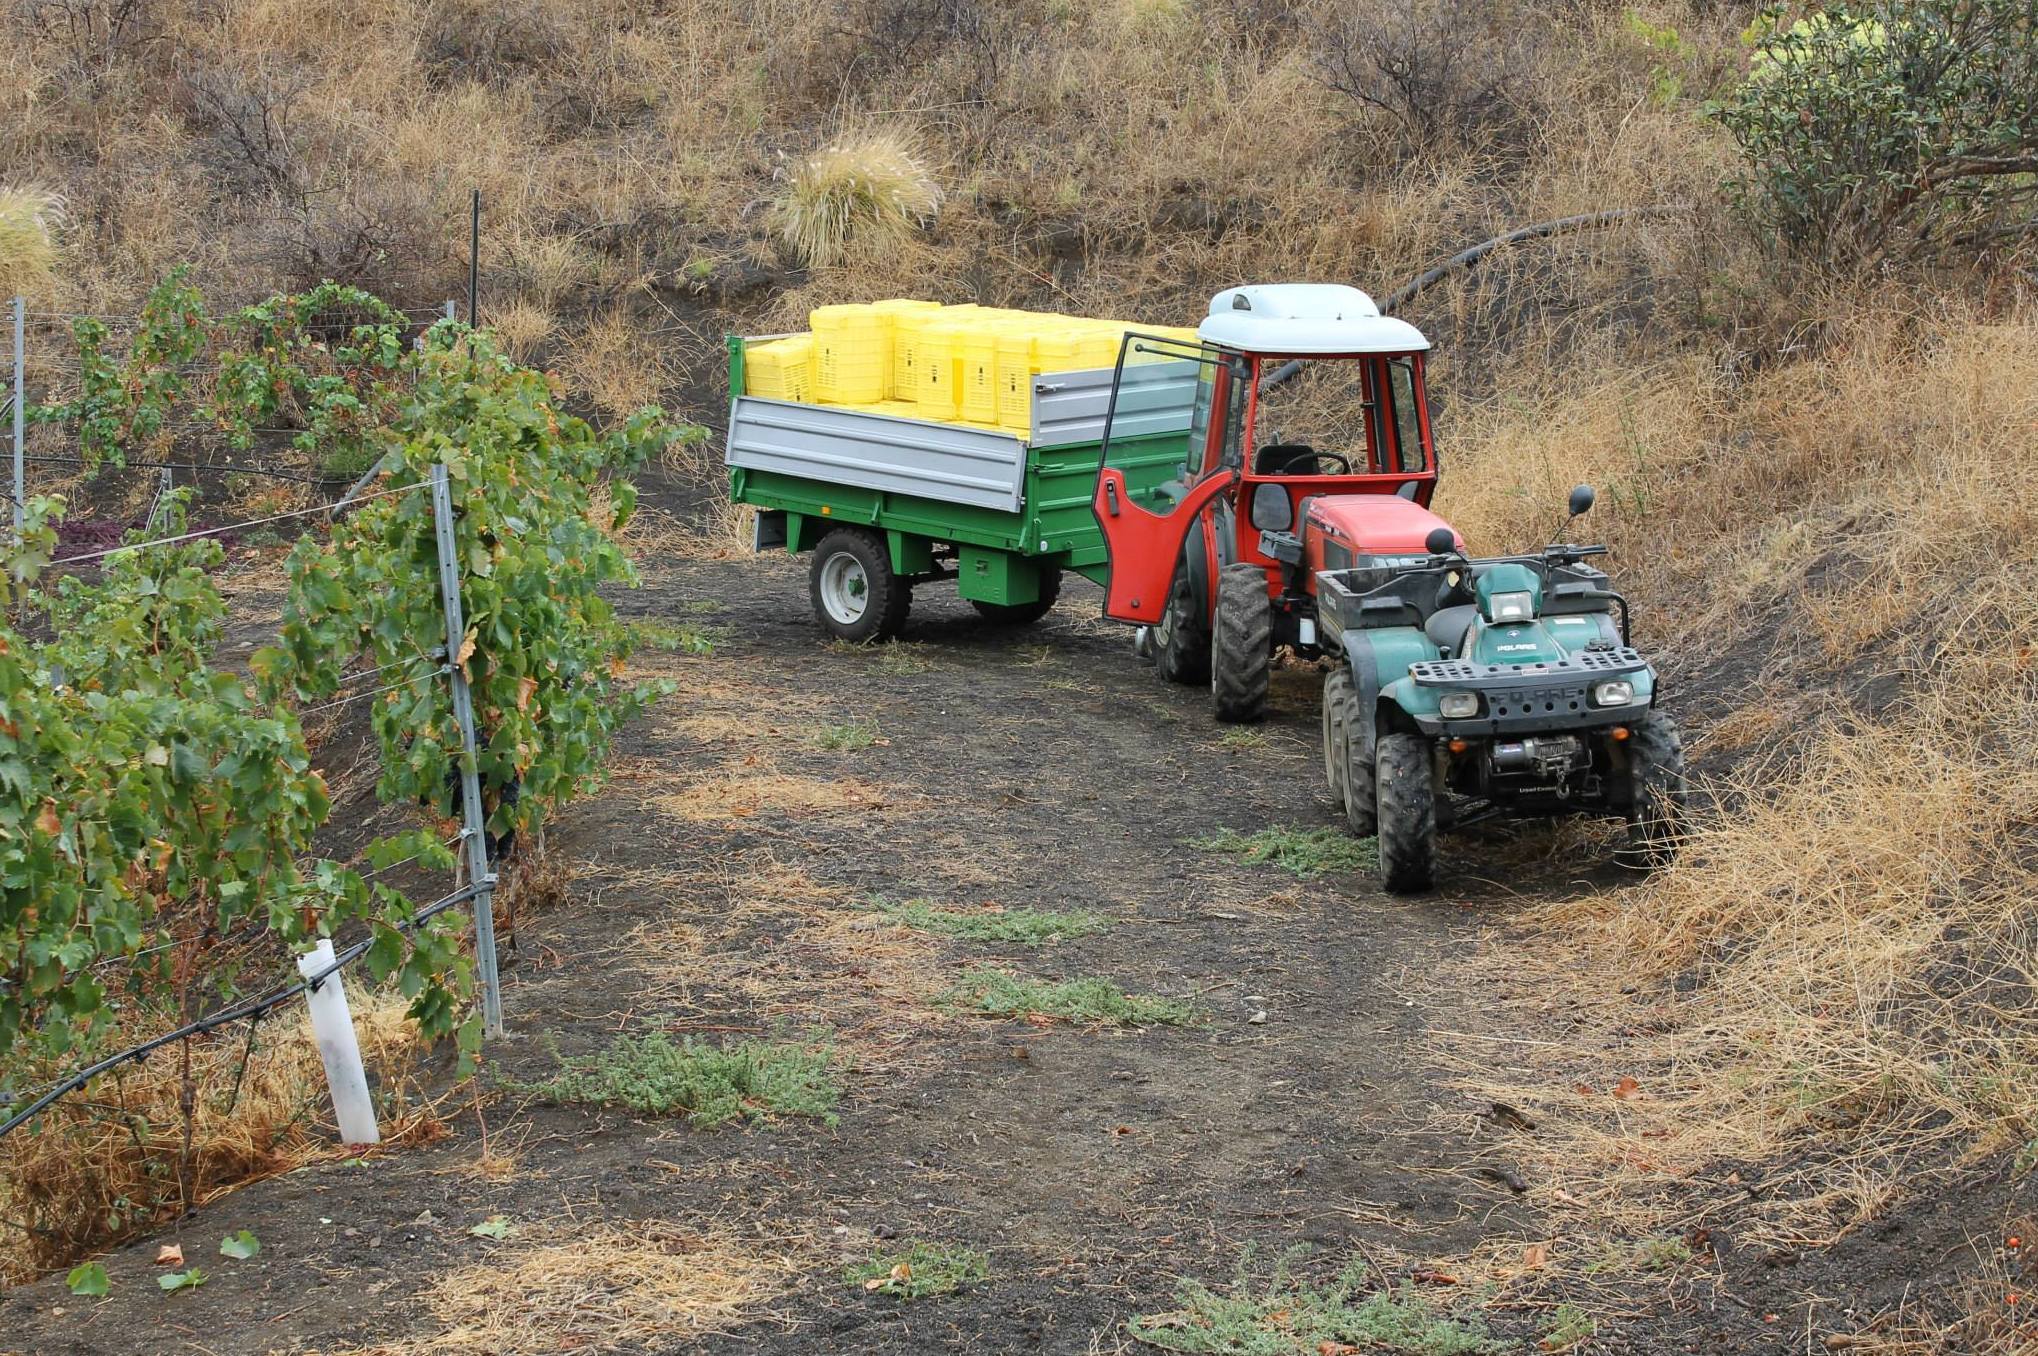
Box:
(1317, 485), (1687, 893)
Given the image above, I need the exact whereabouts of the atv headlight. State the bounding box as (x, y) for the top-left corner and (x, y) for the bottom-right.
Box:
(1487, 590), (1535, 623)
(1591, 679), (1636, 707)
(1438, 691), (1481, 719)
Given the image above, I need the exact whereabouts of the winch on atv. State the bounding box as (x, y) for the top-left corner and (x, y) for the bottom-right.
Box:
(1316, 485), (1687, 893)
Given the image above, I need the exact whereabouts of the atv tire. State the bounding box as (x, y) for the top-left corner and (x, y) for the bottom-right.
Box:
(809, 528), (911, 643)
(1152, 561), (1210, 686)
(970, 568), (1061, 625)
(1211, 562), (1272, 723)
(1622, 712), (1688, 868)
(1339, 685), (1377, 839)
(1374, 732), (1437, 893)
(1321, 670), (1351, 803)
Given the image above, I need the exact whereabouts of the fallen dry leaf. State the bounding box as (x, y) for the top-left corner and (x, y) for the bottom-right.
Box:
(155, 1244), (183, 1267)
(1523, 1242), (1550, 1269)
(1613, 1076), (1640, 1099)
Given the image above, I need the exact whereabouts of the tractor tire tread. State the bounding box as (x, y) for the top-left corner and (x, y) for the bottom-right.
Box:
(1153, 563), (1210, 686)
(1212, 562), (1272, 723)
(809, 528), (910, 643)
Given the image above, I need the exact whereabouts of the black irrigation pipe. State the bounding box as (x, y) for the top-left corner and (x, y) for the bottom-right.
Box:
(49, 482), (419, 567)
(1260, 205), (1688, 394)
(0, 881), (484, 1140)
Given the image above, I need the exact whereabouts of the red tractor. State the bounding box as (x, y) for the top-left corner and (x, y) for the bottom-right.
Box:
(1090, 284), (1454, 720)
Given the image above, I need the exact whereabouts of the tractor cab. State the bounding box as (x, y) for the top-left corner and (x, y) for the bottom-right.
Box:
(1091, 283), (1449, 720)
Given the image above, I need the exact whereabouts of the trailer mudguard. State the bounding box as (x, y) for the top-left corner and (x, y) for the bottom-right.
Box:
(1091, 467), (1237, 624)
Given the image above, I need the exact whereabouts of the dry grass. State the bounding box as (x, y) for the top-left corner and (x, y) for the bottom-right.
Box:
(0, 991), (437, 1280)
(335, 1219), (794, 1355)
(775, 127), (941, 269)
(0, 185), (64, 298)
(1434, 307), (2038, 1310)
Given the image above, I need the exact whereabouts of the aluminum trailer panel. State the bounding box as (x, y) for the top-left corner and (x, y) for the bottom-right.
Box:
(727, 396), (1027, 514)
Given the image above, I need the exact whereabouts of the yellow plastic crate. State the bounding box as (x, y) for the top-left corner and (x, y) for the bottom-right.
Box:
(811, 303), (888, 404)
(744, 334), (814, 401)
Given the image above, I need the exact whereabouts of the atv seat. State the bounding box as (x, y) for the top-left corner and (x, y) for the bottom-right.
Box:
(1424, 603), (1478, 657)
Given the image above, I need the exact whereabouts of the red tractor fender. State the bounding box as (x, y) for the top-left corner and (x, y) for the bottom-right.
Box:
(1092, 467), (1239, 624)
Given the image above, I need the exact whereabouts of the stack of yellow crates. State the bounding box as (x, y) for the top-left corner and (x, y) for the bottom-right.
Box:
(743, 301), (1199, 437)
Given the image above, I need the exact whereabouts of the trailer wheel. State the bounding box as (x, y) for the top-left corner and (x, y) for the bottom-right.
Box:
(810, 528), (909, 643)
(1338, 681), (1377, 839)
(1374, 732), (1436, 893)
(1152, 562), (1210, 686)
(1620, 713), (1687, 868)
(1211, 562), (1272, 723)
(970, 568), (1061, 625)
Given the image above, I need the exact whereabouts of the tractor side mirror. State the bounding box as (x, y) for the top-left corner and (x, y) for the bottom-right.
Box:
(1567, 484), (1596, 519)
(1423, 527), (1457, 557)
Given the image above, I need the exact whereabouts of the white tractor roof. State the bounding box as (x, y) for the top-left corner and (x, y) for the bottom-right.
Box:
(1197, 283), (1430, 355)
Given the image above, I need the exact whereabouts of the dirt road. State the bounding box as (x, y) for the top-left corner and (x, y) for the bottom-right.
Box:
(2, 506), (1621, 1354)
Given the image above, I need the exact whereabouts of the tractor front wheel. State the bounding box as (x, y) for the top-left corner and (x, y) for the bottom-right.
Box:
(1374, 732), (1436, 893)
(1152, 562), (1210, 686)
(971, 568), (1062, 625)
(1211, 562), (1272, 723)
(1621, 713), (1688, 868)
(809, 528), (910, 643)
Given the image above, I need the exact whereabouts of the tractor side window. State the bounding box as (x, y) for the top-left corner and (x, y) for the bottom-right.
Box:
(1218, 358), (1250, 472)
(1387, 356), (1427, 473)
(1188, 360), (1218, 474)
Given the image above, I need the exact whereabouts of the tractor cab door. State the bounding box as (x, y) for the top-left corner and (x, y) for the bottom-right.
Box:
(1091, 333), (1240, 624)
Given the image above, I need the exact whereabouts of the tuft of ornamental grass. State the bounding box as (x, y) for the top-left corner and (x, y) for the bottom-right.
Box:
(0, 187), (64, 299)
(776, 129), (941, 268)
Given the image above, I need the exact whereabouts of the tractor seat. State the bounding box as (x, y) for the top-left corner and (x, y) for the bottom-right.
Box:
(1424, 604), (1478, 657)
(1254, 442), (1318, 475)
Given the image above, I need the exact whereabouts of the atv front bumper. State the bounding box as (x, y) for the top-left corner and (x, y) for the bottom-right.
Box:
(1408, 649), (1654, 738)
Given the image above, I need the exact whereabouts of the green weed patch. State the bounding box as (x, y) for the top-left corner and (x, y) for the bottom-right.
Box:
(845, 1240), (990, 1299)
(1130, 1254), (1501, 1354)
(947, 968), (1192, 1025)
(530, 1034), (840, 1127)
(874, 898), (1107, 944)
(1193, 827), (1376, 878)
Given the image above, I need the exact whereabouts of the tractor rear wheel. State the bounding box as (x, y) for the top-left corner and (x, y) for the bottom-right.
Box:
(1321, 670), (1350, 803)
(1211, 562), (1272, 723)
(1152, 562), (1210, 686)
(809, 528), (910, 643)
(970, 568), (1062, 625)
(1621, 713), (1687, 868)
(1374, 732), (1436, 893)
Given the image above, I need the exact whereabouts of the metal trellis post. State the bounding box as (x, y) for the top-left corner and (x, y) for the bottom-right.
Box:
(11, 296), (23, 544)
(429, 461), (503, 1037)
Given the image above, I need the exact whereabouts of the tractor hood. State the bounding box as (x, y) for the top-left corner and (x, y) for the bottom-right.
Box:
(1303, 494), (1461, 562)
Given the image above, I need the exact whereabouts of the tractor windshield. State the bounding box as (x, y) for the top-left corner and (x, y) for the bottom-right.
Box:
(1249, 352), (1432, 477)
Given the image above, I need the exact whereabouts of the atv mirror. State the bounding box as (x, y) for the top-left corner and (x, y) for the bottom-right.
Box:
(1424, 527), (1457, 556)
(1567, 484), (1596, 518)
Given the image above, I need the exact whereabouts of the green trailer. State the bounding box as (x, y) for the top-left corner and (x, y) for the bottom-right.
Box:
(725, 334), (1193, 641)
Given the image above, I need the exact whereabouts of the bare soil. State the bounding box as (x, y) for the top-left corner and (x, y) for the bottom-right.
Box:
(0, 475), (1948, 1355)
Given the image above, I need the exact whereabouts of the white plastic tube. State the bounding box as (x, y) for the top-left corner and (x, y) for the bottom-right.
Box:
(297, 940), (381, 1145)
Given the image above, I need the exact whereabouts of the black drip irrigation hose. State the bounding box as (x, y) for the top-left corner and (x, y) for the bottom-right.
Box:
(23, 453), (356, 486)
(1259, 205), (1688, 394)
(0, 881), (484, 1140)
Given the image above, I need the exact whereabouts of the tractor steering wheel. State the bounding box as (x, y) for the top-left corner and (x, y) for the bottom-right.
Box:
(1265, 447), (1352, 475)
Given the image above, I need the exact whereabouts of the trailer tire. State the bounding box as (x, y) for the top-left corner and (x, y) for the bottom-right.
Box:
(1621, 713), (1687, 869)
(1153, 562), (1210, 686)
(1374, 732), (1436, 893)
(809, 528), (909, 643)
(1211, 562), (1272, 723)
(970, 568), (1061, 625)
